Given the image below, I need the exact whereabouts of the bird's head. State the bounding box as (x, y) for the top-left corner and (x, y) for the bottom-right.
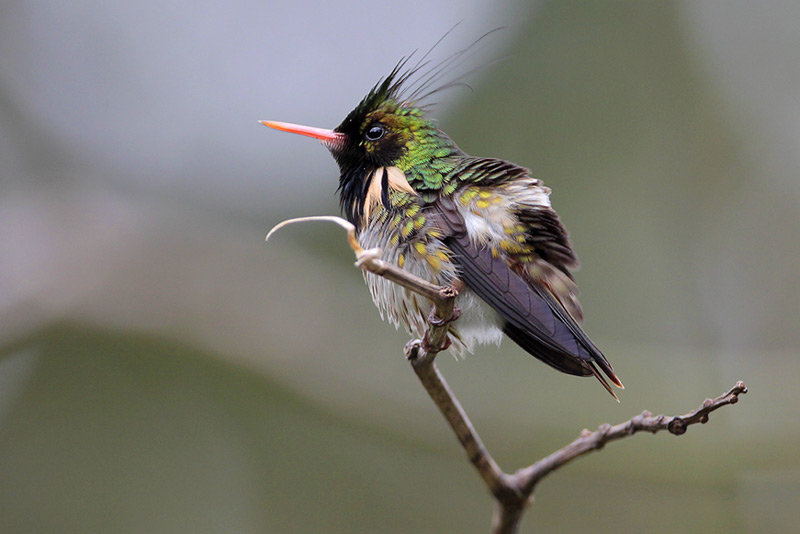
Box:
(262, 60), (460, 225)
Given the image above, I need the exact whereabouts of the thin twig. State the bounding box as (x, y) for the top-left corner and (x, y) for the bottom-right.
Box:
(267, 215), (748, 534)
(489, 382), (749, 534)
(405, 340), (516, 501)
(513, 381), (748, 495)
(491, 501), (525, 534)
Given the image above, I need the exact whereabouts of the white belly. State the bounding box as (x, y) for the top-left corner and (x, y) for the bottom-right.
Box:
(359, 221), (504, 356)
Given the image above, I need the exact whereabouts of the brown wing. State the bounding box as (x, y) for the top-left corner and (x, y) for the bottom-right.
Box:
(515, 205), (585, 322)
(433, 197), (622, 398)
(516, 203), (579, 274)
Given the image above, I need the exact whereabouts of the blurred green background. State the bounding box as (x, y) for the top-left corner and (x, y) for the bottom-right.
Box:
(1, 1), (798, 532)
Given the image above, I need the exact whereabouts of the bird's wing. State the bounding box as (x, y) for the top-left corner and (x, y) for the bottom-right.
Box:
(513, 201), (585, 322)
(432, 196), (622, 397)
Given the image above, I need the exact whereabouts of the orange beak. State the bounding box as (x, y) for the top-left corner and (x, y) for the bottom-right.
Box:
(259, 120), (345, 143)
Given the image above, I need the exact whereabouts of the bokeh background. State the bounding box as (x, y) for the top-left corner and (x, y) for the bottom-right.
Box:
(1, 1), (799, 532)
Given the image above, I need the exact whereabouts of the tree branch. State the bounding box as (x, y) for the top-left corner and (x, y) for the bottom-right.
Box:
(404, 340), (519, 502)
(514, 380), (748, 496)
(267, 216), (748, 534)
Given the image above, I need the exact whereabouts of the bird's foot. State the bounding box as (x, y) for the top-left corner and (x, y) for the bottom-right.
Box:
(428, 305), (461, 327)
(421, 331), (452, 354)
(420, 305), (460, 353)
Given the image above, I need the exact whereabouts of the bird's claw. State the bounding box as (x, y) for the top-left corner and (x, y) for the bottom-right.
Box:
(422, 331), (452, 353)
(428, 305), (461, 327)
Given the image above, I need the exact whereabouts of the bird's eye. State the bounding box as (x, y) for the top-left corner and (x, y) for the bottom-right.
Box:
(365, 123), (386, 141)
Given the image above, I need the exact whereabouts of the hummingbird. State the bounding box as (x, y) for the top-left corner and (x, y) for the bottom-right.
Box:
(262, 56), (623, 399)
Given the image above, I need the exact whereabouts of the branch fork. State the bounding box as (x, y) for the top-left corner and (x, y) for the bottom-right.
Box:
(267, 216), (748, 534)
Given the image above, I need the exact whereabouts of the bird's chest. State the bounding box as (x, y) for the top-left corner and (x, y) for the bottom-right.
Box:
(356, 204), (504, 354)
(357, 209), (456, 337)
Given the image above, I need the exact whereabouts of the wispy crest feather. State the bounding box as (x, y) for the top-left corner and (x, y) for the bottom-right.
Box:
(339, 25), (506, 125)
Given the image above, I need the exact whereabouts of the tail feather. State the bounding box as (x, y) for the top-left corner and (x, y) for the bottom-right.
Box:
(588, 363), (620, 402)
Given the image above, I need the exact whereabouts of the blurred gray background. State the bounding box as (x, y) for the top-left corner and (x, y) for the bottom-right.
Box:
(1, 1), (798, 533)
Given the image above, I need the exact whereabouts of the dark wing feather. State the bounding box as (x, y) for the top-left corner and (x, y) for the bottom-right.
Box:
(516, 206), (579, 275)
(433, 197), (622, 396)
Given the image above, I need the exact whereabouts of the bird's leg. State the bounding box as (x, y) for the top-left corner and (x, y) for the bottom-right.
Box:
(421, 301), (461, 353)
(422, 330), (451, 353)
(428, 303), (461, 327)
